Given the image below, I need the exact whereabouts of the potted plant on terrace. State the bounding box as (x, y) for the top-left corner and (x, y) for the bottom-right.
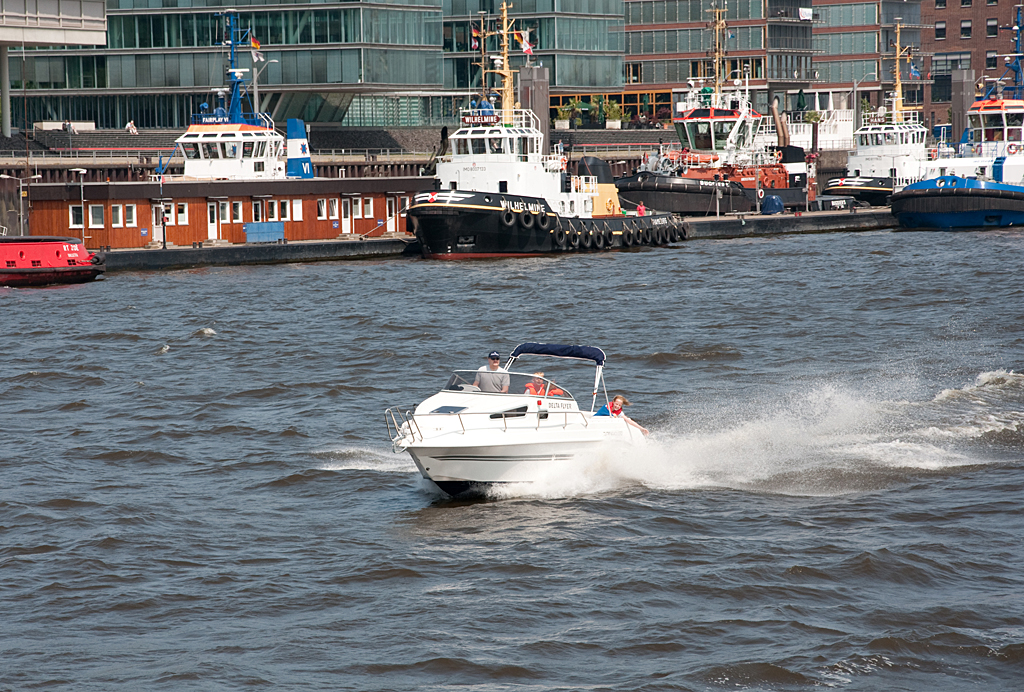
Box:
(603, 99), (624, 129)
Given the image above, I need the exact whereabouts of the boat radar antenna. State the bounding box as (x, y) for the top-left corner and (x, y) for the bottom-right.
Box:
(989, 5), (1024, 99)
(706, 0), (728, 96)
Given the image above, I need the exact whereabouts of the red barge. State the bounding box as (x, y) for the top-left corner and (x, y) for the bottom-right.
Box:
(0, 236), (104, 287)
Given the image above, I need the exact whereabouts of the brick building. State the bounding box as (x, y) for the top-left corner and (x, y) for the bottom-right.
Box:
(922, 0), (1018, 129)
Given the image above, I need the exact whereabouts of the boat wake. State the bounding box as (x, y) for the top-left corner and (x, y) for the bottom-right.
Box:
(484, 371), (1024, 500)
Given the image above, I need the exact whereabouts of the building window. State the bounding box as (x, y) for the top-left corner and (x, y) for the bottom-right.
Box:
(352, 197), (363, 219)
(935, 21), (946, 40)
(292, 199), (303, 222)
(961, 20), (971, 39)
(111, 204), (123, 228)
(988, 0), (998, 5)
(220, 201), (229, 224)
(936, 0), (946, 6)
(400, 196), (410, 215)
(987, 50), (998, 69)
(279, 199), (290, 221)
(125, 204), (136, 227)
(176, 202), (188, 225)
(961, 0), (972, 5)
(988, 18), (999, 37)
(69, 205), (83, 228)
(88, 204), (104, 228)
(252, 200), (263, 222)
(363, 197), (373, 219)
(329, 198), (339, 219)
(317, 199), (327, 219)
(232, 201), (242, 223)
(268, 200), (278, 221)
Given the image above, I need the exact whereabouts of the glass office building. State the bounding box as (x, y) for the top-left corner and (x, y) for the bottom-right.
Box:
(12, 0), (445, 128)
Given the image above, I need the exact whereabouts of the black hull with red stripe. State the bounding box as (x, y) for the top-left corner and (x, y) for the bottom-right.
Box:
(406, 190), (682, 259)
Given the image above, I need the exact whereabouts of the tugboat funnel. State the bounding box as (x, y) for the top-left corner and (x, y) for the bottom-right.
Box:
(286, 119), (314, 178)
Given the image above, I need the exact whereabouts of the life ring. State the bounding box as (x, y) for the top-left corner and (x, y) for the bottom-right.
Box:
(974, 144), (983, 155)
(1009, 143), (1020, 155)
(605, 198), (614, 213)
(774, 150), (783, 163)
(554, 226), (568, 249)
(519, 211), (535, 229)
(581, 225), (594, 249)
(757, 188), (765, 199)
(560, 157), (568, 171)
(536, 213), (551, 231)
(501, 210), (516, 227)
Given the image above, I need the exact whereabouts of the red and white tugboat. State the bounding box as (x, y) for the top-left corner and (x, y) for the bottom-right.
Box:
(0, 235), (104, 287)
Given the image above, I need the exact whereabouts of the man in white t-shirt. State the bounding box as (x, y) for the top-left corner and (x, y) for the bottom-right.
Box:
(474, 350), (509, 393)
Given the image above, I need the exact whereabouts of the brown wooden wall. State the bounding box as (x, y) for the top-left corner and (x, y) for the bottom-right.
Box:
(30, 192), (412, 249)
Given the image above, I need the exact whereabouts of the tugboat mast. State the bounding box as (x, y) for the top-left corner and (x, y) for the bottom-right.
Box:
(707, 1), (728, 96)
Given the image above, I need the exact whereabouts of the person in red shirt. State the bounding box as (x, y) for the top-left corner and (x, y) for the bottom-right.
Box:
(595, 395), (648, 435)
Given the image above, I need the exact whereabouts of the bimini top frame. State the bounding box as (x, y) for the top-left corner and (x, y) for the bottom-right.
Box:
(505, 342), (608, 411)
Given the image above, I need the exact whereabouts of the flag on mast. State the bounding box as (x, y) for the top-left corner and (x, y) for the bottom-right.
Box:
(516, 30), (534, 55)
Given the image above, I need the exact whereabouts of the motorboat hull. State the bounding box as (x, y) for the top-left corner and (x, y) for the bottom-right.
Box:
(407, 190), (682, 258)
(890, 176), (1024, 230)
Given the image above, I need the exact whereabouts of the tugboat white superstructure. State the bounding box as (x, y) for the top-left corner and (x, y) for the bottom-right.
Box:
(385, 343), (646, 497)
(406, 2), (679, 258)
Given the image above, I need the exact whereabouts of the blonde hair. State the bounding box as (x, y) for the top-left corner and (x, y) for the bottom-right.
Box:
(612, 395), (631, 406)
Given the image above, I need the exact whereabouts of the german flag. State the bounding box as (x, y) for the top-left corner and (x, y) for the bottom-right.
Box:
(251, 37), (261, 50)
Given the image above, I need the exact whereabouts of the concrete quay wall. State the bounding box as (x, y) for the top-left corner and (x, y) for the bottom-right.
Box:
(104, 237), (415, 272)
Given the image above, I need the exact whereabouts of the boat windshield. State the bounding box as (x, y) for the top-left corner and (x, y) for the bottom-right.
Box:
(443, 370), (574, 399)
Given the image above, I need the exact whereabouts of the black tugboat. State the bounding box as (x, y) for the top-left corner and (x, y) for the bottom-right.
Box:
(405, 1), (677, 259)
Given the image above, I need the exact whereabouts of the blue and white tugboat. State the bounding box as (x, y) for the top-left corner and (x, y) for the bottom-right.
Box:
(891, 8), (1024, 229)
(406, 2), (679, 258)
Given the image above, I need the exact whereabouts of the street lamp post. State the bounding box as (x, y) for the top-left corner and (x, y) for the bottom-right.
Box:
(0, 173), (41, 235)
(70, 168), (86, 245)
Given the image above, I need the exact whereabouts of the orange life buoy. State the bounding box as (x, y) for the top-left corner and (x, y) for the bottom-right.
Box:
(605, 198), (614, 212)
(775, 150), (783, 163)
(560, 157), (568, 171)
(1008, 143), (1019, 155)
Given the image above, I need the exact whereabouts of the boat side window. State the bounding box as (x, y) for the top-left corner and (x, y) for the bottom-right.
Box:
(224, 141), (240, 158)
(202, 142), (220, 159)
(488, 138), (503, 154)
(455, 139), (469, 155)
(242, 141), (254, 158)
(182, 143), (200, 160)
(687, 122), (713, 150)
(713, 120), (733, 150)
(471, 138), (486, 154)
(1010, 128), (1023, 142)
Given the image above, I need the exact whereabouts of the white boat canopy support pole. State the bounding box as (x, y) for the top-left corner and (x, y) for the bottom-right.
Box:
(592, 364), (604, 412)
(1, 45), (10, 138)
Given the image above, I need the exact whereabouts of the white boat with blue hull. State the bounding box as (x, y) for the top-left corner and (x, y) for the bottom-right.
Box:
(385, 343), (645, 497)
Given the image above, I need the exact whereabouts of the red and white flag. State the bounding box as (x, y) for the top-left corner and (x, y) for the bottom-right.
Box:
(516, 31), (534, 55)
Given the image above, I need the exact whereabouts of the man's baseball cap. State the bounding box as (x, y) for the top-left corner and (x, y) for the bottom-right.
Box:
(488, 351), (500, 359)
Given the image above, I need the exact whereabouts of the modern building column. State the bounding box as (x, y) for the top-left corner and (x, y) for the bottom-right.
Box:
(1, 45), (9, 137)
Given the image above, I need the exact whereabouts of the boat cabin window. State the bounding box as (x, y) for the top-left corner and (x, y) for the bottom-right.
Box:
(442, 370), (573, 399)
(202, 142), (220, 159)
(242, 141), (255, 157)
(471, 138), (486, 155)
(686, 121), (713, 150)
(455, 139), (469, 155)
(713, 120), (734, 150)
(488, 138), (504, 154)
(983, 113), (1005, 141)
(181, 142), (200, 159)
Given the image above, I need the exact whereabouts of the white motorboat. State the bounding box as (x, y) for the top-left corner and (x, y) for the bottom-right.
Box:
(385, 343), (645, 496)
